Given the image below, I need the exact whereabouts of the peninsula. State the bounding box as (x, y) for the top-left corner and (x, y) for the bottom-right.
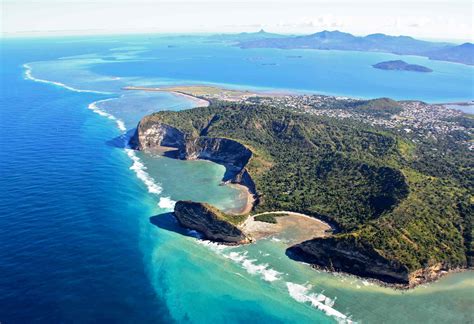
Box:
(130, 87), (473, 288)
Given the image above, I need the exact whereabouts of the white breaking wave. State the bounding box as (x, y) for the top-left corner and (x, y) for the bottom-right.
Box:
(224, 251), (283, 282)
(286, 282), (353, 323)
(158, 197), (176, 209)
(23, 63), (112, 94)
(89, 97), (165, 205)
(125, 148), (163, 195)
(195, 239), (228, 252)
(23, 63), (167, 207)
(87, 99), (128, 133)
(116, 119), (126, 132)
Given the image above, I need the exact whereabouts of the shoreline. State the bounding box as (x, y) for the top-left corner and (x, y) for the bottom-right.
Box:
(123, 84), (474, 106)
(311, 265), (472, 291)
(241, 211), (332, 244)
(225, 182), (255, 215)
(123, 86), (211, 107)
(250, 211), (333, 228)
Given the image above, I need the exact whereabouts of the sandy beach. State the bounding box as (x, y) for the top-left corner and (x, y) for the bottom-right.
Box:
(123, 86), (210, 107)
(225, 183), (255, 215)
(241, 212), (332, 244)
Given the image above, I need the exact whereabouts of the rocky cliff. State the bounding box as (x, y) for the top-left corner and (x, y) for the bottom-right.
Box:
(287, 236), (458, 287)
(130, 118), (256, 194)
(174, 201), (251, 244)
(129, 118), (185, 151)
(287, 236), (411, 284)
(181, 136), (252, 171)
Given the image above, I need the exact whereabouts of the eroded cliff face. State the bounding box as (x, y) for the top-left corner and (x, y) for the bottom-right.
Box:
(182, 137), (252, 170)
(287, 237), (411, 285)
(130, 119), (185, 151)
(130, 119), (256, 194)
(174, 201), (251, 244)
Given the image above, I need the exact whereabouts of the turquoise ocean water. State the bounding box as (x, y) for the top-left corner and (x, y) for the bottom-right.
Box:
(0, 35), (473, 324)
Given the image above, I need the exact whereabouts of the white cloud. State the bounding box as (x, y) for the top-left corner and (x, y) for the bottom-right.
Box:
(2, 0), (472, 41)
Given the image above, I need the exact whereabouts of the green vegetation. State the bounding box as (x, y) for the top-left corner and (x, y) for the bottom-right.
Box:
(350, 98), (403, 118)
(254, 213), (288, 223)
(146, 100), (473, 271)
(203, 203), (248, 226)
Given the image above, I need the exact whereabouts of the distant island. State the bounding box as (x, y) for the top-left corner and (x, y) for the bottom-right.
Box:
(129, 85), (473, 288)
(213, 30), (474, 65)
(373, 60), (433, 72)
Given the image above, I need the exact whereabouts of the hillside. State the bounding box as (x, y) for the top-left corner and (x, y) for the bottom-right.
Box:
(427, 43), (474, 65)
(133, 101), (473, 284)
(237, 30), (473, 65)
(207, 29), (285, 43)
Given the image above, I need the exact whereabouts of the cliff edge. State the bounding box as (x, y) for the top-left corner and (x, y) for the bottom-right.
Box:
(130, 116), (256, 193)
(174, 201), (251, 244)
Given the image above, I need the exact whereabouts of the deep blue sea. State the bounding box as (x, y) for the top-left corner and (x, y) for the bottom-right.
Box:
(1, 35), (473, 324)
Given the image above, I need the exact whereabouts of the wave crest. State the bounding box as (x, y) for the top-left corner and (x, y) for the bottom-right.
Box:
(23, 63), (112, 94)
(286, 282), (352, 323)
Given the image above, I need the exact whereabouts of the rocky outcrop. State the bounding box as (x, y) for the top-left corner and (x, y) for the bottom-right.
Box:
(287, 236), (411, 284)
(408, 263), (456, 287)
(174, 201), (251, 244)
(129, 119), (185, 151)
(287, 236), (462, 287)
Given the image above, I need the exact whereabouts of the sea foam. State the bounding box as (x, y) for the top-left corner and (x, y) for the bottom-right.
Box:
(158, 197), (176, 209)
(23, 63), (112, 94)
(223, 251), (283, 282)
(286, 282), (352, 323)
(88, 99), (127, 133)
(125, 148), (163, 195)
(89, 98), (165, 205)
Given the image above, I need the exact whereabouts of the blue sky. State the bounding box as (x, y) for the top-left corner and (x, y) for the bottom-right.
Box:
(2, 0), (473, 41)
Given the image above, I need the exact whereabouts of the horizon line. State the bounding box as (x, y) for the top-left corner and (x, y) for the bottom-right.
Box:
(1, 29), (472, 44)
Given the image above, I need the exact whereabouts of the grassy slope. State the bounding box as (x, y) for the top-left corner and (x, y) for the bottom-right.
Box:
(202, 202), (248, 226)
(145, 101), (472, 271)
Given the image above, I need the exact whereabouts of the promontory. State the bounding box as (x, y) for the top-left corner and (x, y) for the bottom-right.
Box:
(130, 94), (473, 288)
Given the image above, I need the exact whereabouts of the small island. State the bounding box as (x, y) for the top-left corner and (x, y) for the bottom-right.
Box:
(372, 60), (433, 72)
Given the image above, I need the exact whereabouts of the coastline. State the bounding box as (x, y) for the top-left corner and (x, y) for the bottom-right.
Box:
(225, 182), (255, 215)
(241, 212), (332, 243)
(171, 92), (210, 108)
(123, 86), (210, 107)
(310, 265), (472, 291)
(130, 85), (472, 291)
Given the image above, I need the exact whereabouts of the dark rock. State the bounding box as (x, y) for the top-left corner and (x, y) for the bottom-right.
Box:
(174, 201), (251, 244)
(287, 236), (410, 284)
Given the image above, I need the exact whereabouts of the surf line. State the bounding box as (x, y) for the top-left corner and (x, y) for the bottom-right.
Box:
(87, 97), (166, 198)
(23, 63), (112, 95)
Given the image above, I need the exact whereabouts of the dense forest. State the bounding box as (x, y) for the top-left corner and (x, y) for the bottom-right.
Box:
(145, 101), (473, 272)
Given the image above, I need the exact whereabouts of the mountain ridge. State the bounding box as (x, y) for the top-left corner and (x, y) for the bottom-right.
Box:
(231, 29), (473, 65)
